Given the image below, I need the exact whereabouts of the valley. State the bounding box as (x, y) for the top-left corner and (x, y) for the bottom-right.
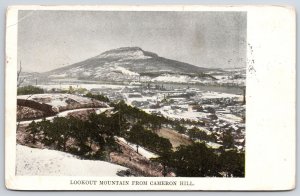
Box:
(16, 47), (246, 177)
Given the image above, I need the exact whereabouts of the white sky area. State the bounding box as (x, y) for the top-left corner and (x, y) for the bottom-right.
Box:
(17, 11), (246, 72)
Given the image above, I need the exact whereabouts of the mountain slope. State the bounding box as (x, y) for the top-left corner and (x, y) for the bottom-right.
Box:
(42, 47), (216, 82)
(16, 145), (128, 176)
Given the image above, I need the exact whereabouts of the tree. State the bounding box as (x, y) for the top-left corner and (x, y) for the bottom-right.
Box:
(128, 124), (144, 153)
(222, 131), (235, 149)
(85, 92), (110, 102)
(69, 117), (94, 156)
(170, 143), (220, 177)
(110, 111), (129, 137)
(187, 128), (197, 139)
(38, 118), (52, 145)
(51, 117), (73, 151)
(68, 86), (74, 94)
(156, 137), (172, 154)
(17, 61), (25, 87)
(26, 121), (40, 144)
(219, 150), (245, 177)
(187, 127), (210, 141)
(87, 113), (120, 159)
(112, 101), (168, 131)
(208, 132), (217, 143)
(40, 117), (76, 152)
(174, 124), (186, 134)
(127, 123), (172, 156)
(151, 138), (173, 177)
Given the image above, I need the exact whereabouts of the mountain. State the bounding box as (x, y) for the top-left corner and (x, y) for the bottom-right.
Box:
(39, 47), (217, 83)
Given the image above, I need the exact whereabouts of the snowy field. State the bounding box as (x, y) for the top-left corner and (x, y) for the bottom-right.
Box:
(151, 74), (192, 83)
(200, 91), (242, 99)
(16, 145), (128, 176)
(216, 113), (243, 123)
(37, 84), (125, 91)
(159, 109), (209, 121)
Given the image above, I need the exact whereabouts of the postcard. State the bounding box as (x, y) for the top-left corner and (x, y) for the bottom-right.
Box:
(5, 5), (296, 190)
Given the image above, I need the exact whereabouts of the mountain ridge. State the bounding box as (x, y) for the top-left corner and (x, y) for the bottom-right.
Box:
(18, 47), (246, 86)
(44, 47), (214, 74)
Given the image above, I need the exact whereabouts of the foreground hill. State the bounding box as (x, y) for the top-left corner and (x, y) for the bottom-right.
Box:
(17, 93), (109, 121)
(16, 145), (128, 176)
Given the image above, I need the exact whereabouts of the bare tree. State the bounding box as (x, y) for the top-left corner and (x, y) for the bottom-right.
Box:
(16, 60), (34, 133)
(17, 61), (25, 87)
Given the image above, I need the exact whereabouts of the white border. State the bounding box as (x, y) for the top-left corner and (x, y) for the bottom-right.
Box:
(5, 5), (296, 190)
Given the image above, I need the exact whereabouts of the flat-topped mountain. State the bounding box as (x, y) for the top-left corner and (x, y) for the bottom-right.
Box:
(40, 47), (216, 82)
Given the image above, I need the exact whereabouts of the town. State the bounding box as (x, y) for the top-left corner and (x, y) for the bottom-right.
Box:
(36, 81), (245, 152)
(89, 82), (245, 152)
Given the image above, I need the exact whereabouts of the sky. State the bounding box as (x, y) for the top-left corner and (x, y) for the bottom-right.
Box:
(18, 10), (246, 72)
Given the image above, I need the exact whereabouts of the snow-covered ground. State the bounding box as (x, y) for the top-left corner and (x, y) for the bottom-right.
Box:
(114, 66), (139, 76)
(97, 49), (152, 60)
(195, 141), (223, 149)
(150, 74), (219, 84)
(148, 70), (245, 86)
(16, 145), (128, 176)
(200, 91), (242, 99)
(151, 74), (191, 83)
(18, 93), (103, 107)
(37, 84), (125, 91)
(48, 73), (68, 78)
(206, 141), (223, 149)
(18, 107), (111, 125)
(216, 113), (243, 123)
(158, 109), (209, 121)
(116, 137), (158, 159)
(125, 95), (157, 105)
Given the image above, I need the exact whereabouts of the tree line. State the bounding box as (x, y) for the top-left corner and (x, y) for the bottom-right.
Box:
(85, 92), (110, 102)
(17, 85), (44, 95)
(111, 100), (170, 131)
(127, 123), (172, 155)
(152, 142), (245, 177)
(26, 112), (122, 160)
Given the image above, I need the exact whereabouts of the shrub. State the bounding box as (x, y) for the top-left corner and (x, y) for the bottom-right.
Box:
(17, 85), (44, 95)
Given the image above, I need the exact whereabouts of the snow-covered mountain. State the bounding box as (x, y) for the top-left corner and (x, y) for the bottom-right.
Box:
(41, 47), (216, 83)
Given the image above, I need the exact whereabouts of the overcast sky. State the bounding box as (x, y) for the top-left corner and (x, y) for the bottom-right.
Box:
(18, 10), (246, 72)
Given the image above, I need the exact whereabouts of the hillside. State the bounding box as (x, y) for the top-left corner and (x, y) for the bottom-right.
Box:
(16, 145), (128, 176)
(41, 47), (216, 82)
(17, 93), (109, 121)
